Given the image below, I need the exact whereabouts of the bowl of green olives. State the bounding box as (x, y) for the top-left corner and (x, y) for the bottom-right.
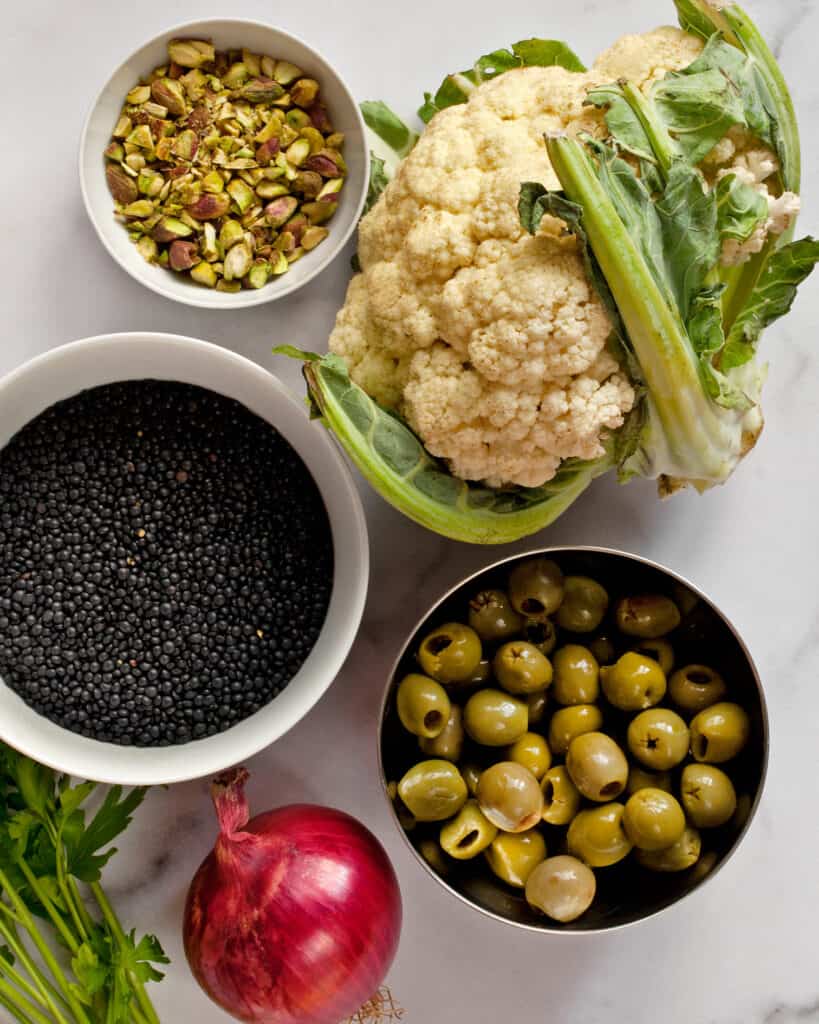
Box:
(379, 548), (768, 933)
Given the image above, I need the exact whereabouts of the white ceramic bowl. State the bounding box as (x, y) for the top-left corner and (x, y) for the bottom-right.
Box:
(0, 334), (369, 784)
(80, 20), (368, 309)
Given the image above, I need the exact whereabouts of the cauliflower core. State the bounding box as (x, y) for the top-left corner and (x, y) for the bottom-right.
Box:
(330, 28), (708, 488)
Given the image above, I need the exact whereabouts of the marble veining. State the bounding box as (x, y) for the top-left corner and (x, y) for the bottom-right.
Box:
(3, 0), (819, 1021)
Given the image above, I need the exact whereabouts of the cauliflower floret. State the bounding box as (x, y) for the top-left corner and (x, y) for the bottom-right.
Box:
(329, 25), (706, 487)
(717, 150), (801, 265)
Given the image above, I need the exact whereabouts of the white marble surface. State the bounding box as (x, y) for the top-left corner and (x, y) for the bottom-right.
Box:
(3, 0), (819, 1021)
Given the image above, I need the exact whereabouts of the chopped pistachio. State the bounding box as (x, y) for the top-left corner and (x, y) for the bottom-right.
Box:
(277, 123), (300, 147)
(138, 170), (165, 197)
(272, 92), (292, 108)
(180, 68), (208, 101)
(317, 176), (344, 200)
(151, 78), (187, 118)
(136, 235), (159, 262)
(247, 261), (270, 288)
(285, 138), (310, 167)
(223, 62), (249, 89)
(201, 222), (220, 260)
(223, 241), (252, 281)
(325, 131), (345, 150)
(256, 180), (290, 199)
(216, 278), (242, 292)
(270, 251), (289, 274)
(151, 216), (193, 242)
(241, 77), (285, 103)
(113, 115), (132, 139)
(127, 85), (152, 105)
(143, 101), (169, 118)
(227, 178), (256, 213)
(290, 78), (320, 108)
(190, 261), (218, 287)
(260, 55), (275, 78)
(301, 225), (328, 251)
(155, 137), (173, 161)
(292, 170), (322, 198)
(242, 50), (262, 77)
(123, 199), (154, 219)
(125, 152), (146, 172)
(300, 126), (325, 154)
(304, 148), (344, 177)
(173, 129), (199, 160)
(126, 124), (154, 151)
(168, 239), (200, 271)
(255, 119), (282, 144)
(104, 141), (125, 161)
(285, 109), (311, 131)
(264, 195), (299, 227)
(202, 171), (225, 193)
(106, 164), (138, 204)
(186, 193), (231, 220)
(301, 199), (338, 224)
(287, 246), (305, 263)
(273, 61), (303, 86)
(167, 38), (215, 69)
(219, 219), (245, 250)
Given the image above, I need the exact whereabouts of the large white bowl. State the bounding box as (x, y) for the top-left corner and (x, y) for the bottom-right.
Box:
(0, 334), (369, 784)
(80, 20), (369, 309)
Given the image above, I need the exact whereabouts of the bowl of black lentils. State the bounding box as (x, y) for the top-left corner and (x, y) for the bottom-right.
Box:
(0, 333), (368, 784)
(379, 548), (768, 932)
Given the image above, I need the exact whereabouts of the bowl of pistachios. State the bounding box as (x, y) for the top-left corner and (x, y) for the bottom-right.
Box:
(80, 19), (369, 308)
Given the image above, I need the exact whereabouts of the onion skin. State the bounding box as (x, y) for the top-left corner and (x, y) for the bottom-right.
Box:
(184, 769), (402, 1024)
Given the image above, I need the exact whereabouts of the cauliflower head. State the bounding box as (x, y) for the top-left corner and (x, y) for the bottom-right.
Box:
(329, 27), (705, 488)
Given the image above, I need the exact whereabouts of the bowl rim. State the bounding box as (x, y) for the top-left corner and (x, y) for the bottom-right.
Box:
(78, 18), (370, 310)
(0, 332), (369, 784)
(377, 545), (769, 935)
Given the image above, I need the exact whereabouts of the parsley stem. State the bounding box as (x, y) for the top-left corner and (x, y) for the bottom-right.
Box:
(0, 973), (57, 1024)
(90, 883), (161, 1024)
(0, 916), (71, 1018)
(16, 862), (80, 955)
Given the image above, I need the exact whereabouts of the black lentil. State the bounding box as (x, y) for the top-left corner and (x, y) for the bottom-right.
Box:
(0, 380), (334, 746)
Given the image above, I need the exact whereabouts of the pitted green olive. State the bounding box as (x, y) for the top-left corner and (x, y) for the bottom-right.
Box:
(615, 594), (681, 638)
(636, 826), (702, 872)
(567, 803), (632, 867)
(525, 855), (596, 922)
(439, 799), (498, 859)
(493, 641), (553, 695)
(462, 762), (482, 796)
(547, 704), (603, 756)
(508, 559), (564, 620)
(566, 732), (628, 802)
(464, 689), (529, 746)
(526, 690), (549, 726)
(419, 838), (450, 875)
(690, 702), (750, 763)
(688, 849), (719, 883)
(505, 731), (552, 780)
(398, 760), (467, 822)
(600, 652), (666, 711)
(681, 764), (737, 827)
(485, 829), (547, 888)
(589, 634), (617, 665)
(468, 590), (523, 643)
(552, 644), (600, 705)
(541, 765), (581, 825)
(556, 576), (609, 633)
(418, 622), (482, 683)
(476, 761), (544, 832)
(396, 673), (451, 738)
(523, 618), (558, 656)
(627, 708), (690, 770)
(419, 705), (464, 761)
(669, 665), (728, 713)
(626, 765), (673, 796)
(623, 788), (686, 851)
(635, 638), (675, 675)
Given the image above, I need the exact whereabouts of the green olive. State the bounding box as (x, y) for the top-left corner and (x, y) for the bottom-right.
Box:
(615, 594), (681, 639)
(525, 855), (596, 922)
(395, 801), (416, 832)
(688, 849), (719, 883)
(508, 558), (564, 620)
(556, 576), (609, 633)
(522, 618), (558, 656)
(485, 829), (547, 888)
(398, 760), (468, 822)
(493, 642), (553, 695)
(464, 689), (529, 746)
(589, 634), (617, 665)
(439, 799), (498, 859)
(476, 761), (544, 832)
(547, 704), (604, 756)
(600, 652), (666, 711)
(447, 657), (492, 695)
(636, 826), (702, 872)
(690, 702), (750, 763)
(669, 665), (728, 713)
(526, 690), (549, 726)
(418, 838), (450, 875)
(386, 780), (398, 801)
(396, 673), (451, 738)
(468, 589), (523, 642)
(552, 644), (600, 705)
(566, 732), (628, 802)
(417, 622), (483, 683)
(681, 764), (737, 827)
(626, 765), (673, 796)
(635, 638), (675, 675)
(505, 732), (552, 780)
(627, 708), (690, 770)
(567, 803), (632, 867)
(462, 762), (482, 796)
(419, 705), (464, 761)
(623, 788), (686, 851)
(540, 765), (581, 825)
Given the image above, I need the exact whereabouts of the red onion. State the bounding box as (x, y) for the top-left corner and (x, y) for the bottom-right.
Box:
(183, 768), (402, 1024)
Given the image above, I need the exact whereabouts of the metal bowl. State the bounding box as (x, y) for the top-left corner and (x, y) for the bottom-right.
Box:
(378, 547), (768, 933)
